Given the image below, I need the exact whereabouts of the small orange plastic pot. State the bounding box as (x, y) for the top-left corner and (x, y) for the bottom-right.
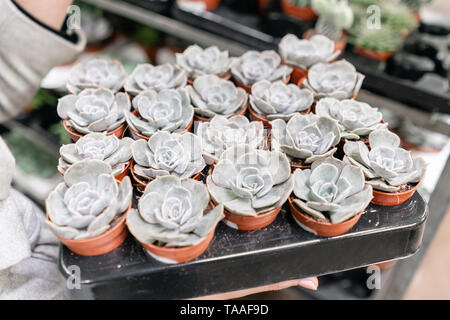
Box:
(222, 205), (282, 231)
(114, 161), (131, 182)
(128, 110), (194, 140)
(235, 75), (291, 94)
(47, 202), (131, 256)
(290, 67), (308, 86)
(371, 182), (420, 206)
(130, 161), (202, 193)
(288, 197), (363, 237)
(290, 161), (311, 173)
(141, 228), (215, 264)
(180, 0), (220, 10)
(354, 46), (394, 62)
(193, 102), (248, 123)
(62, 120), (127, 143)
(281, 0), (317, 20)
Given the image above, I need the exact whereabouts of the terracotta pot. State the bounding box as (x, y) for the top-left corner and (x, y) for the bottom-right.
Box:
(281, 0), (317, 20)
(371, 181), (420, 206)
(289, 161), (311, 173)
(62, 120), (127, 143)
(354, 46), (394, 62)
(222, 205), (282, 231)
(128, 110), (193, 140)
(303, 29), (347, 54)
(139, 44), (160, 64)
(60, 160), (131, 182)
(193, 102), (248, 123)
(130, 161), (202, 193)
(141, 228), (215, 264)
(290, 67), (308, 86)
(180, 0), (220, 11)
(258, 0), (271, 15)
(187, 73), (231, 85)
(288, 197), (363, 237)
(47, 202), (132, 256)
(235, 75), (291, 94)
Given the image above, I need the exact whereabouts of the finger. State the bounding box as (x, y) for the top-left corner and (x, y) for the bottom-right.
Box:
(298, 277), (319, 291)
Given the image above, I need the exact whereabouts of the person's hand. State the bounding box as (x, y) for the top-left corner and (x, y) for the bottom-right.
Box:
(15, 0), (74, 30)
(190, 277), (318, 300)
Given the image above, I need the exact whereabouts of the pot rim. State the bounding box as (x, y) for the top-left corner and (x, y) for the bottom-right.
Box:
(371, 180), (421, 196)
(62, 119), (127, 140)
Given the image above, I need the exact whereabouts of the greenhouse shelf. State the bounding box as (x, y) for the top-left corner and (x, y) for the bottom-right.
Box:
(60, 192), (428, 299)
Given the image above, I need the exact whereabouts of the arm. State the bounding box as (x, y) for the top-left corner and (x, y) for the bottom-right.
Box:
(0, 0), (86, 122)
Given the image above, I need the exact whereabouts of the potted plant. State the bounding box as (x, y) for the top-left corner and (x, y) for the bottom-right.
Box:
(130, 25), (162, 64)
(176, 44), (233, 82)
(124, 63), (187, 96)
(57, 133), (133, 181)
(249, 80), (314, 128)
(398, 120), (448, 153)
(289, 156), (373, 236)
(281, 0), (317, 20)
(300, 59), (364, 100)
(66, 59), (127, 94)
(79, 5), (115, 54)
(306, 0), (354, 53)
(130, 131), (206, 192)
(206, 144), (294, 231)
(315, 98), (388, 146)
(381, 1), (418, 38)
(57, 87), (131, 142)
(353, 25), (402, 61)
(45, 159), (133, 256)
(279, 34), (340, 85)
(186, 75), (248, 122)
(196, 115), (265, 165)
(124, 88), (194, 140)
(343, 129), (427, 206)
(270, 114), (341, 171)
(126, 175), (225, 264)
(231, 50), (293, 93)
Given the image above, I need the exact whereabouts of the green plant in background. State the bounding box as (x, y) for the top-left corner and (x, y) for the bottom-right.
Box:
(401, 0), (433, 13)
(29, 89), (59, 110)
(355, 25), (402, 53)
(3, 131), (59, 179)
(312, 0), (354, 41)
(287, 0), (312, 7)
(381, 1), (418, 36)
(48, 122), (71, 146)
(131, 25), (161, 48)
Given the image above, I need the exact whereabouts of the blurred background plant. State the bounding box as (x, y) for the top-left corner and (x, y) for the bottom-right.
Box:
(312, 0), (354, 41)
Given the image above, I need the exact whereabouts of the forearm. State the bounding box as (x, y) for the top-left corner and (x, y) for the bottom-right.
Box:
(15, 0), (74, 30)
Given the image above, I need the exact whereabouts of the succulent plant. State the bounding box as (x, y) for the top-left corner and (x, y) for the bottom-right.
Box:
(207, 144), (294, 216)
(176, 45), (233, 80)
(124, 63), (187, 96)
(354, 25), (402, 53)
(125, 88), (194, 138)
(398, 120), (448, 150)
(312, 0), (354, 41)
(196, 115), (265, 164)
(302, 59), (364, 100)
(58, 133), (133, 176)
(316, 98), (388, 139)
(279, 34), (340, 70)
(45, 159), (132, 240)
(66, 59), (127, 94)
(286, 0), (312, 7)
(249, 80), (314, 120)
(381, 2), (418, 36)
(126, 175), (225, 248)
(187, 75), (248, 119)
(271, 114), (341, 163)
(57, 87), (131, 134)
(343, 129), (427, 192)
(231, 50), (293, 86)
(292, 157), (373, 223)
(131, 131), (206, 181)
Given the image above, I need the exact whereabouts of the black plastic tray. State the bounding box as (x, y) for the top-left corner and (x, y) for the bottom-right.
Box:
(60, 192), (428, 299)
(124, 0), (174, 14)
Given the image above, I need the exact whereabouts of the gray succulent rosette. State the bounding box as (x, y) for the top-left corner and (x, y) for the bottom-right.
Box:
(176, 44), (233, 80)
(127, 175), (224, 252)
(187, 75), (248, 119)
(124, 63), (187, 96)
(271, 114), (341, 163)
(231, 50), (293, 86)
(58, 133), (133, 176)
(316, 98), (388, 139)
(57, 87), (131, 134)
(196, 115), (265, 165)
(279, 34), (340, 69)
(207, 144), (294, 217)
(131, 131), (206, 181)
(399, 120), (448, 150)
(66, 59), (127, 94)
(292, 157), (373, 224)
(302, 60), (365, 100)
(125, 88), (194, 138)
(46, 160), (132, 240)
(249, 80), (314, 120)
(343, 129), (427, 192)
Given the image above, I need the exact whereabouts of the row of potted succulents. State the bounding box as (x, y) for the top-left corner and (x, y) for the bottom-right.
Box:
(46, 41), (427, 264)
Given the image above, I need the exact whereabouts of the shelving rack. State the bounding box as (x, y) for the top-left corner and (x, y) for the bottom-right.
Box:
(71, 0), (450, 300)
